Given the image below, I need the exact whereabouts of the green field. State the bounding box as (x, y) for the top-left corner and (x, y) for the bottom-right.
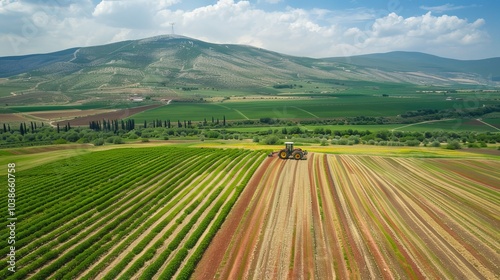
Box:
(391, 118), (500, 132)
(0, 146), (265, 279)
(132, 95), (486, 122)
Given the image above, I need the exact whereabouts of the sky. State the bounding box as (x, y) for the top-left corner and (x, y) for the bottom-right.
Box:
(0, 0), (499, 59)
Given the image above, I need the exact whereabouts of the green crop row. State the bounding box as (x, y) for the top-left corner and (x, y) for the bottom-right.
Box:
(1, 148), (198, 277)
(137, 151), (260, 279)
(5, 149), (185, 276)
(156, 152), (264, 279)
(50, 150), (211, 279)
(98, 151), (239, 279)
(114, 151), (252, 279)
(0, 147), (266, 278)
(176, 152), (267, 279)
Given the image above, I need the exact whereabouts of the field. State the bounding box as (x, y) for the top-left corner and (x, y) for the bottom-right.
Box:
(131, 95), (493, 122)
(53, 104), (161, 126)
(0, 143), (498, 279)
(196, 153), (500, 279)
(0, 146), (265, 279)
(224, 118), (500, 133)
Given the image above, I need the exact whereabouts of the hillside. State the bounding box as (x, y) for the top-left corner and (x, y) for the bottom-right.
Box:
(0, 35), (499, 105)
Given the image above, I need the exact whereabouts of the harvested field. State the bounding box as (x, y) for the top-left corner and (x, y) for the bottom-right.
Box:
(53, 104), (161, 126)
(196, 153), (500, 279)
(28, 109), (113, 121)
(0, 113), (31, 122)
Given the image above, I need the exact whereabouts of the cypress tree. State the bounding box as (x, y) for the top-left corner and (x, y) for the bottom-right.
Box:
(8, 124), (11, 132)
(3, 123), (6, 133)
(23, 122), (27, 133)
(144, 120), (147, 128)
(57, 123), (60, 133)
(20, 123), (24, 135)
(223, 115), (226, 126)
(31, 121), (34, 132)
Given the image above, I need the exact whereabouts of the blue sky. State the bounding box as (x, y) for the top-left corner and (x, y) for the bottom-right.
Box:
(0, 0), (498, 59)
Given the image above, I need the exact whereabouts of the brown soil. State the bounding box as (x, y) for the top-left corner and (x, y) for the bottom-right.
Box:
(29, 109), (113, 120)
(0, 113), (31, 122)
(53, 104), (161, 126)
(195, 154), (500, 279)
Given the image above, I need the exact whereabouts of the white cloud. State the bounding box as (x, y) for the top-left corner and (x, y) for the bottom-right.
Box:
(420, 4), (478, 14)
(0, 0), (493, 59)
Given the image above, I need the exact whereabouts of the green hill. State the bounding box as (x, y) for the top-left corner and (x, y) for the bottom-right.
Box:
(0, 35), (499, 105)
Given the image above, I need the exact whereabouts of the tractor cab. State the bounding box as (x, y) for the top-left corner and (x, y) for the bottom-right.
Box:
(285, 142), (294, 153)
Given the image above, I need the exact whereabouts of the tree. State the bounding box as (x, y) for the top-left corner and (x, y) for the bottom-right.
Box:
(3, 123), (6, 133)
(223, 115), (226, 126)
(19, 123), (25, 136)
(57, 123), (60, 133)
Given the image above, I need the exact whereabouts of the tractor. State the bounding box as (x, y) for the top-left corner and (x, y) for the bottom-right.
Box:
(278, 142), (308, 160)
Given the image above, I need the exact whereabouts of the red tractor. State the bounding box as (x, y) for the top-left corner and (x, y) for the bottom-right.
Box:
(278, 142), (308, 160)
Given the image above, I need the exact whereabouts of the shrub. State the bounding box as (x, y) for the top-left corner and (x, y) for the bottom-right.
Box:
(446, 140), (461, 150)
(431, 141), (441, 147)
(93, 138), (105, 146)
(467, 143), (479, 148)
(405, 140), (421, 146)
(338, 138), (349, 145)
(113, 137), (124, 144)
(263, 135), (280, 145)
(252, 136), (260, 143)
(54, 138), (67, 144)
(141, 138), (150, 142)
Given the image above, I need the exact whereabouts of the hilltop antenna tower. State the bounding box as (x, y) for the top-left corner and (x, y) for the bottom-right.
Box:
(170, 22), (175, 35)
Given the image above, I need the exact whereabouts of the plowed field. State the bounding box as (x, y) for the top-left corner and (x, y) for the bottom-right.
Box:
(196, 153), (499, 279)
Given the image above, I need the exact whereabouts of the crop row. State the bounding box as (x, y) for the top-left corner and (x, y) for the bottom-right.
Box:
(2, 148), (197, 277)
(0, 146), (266, 279)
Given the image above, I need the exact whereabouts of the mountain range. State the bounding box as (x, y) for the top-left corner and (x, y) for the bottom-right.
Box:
(0, 35), (499, 93)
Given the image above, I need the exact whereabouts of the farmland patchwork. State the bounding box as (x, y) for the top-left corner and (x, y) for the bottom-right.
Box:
(0, 147), (498, 279)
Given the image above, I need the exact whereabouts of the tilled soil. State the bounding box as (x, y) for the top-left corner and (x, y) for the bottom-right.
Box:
(195, 153), (499, 279)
